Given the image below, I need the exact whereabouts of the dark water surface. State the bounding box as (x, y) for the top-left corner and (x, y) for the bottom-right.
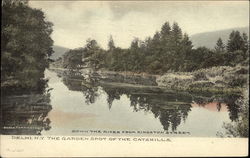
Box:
(1, 69), (242, 137)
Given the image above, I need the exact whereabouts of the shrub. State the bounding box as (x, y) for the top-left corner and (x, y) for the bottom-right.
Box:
(193, 71), (208, 81)
(228, 75), (247, 87)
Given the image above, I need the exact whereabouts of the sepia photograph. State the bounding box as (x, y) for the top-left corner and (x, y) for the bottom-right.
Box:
(1, 0), (249, 157)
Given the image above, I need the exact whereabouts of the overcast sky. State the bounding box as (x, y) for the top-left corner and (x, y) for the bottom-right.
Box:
(29, 1), (249, 49)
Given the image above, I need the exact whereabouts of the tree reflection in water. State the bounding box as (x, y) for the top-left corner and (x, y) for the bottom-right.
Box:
(62, 74), (100, 105)
(1, 92), (52, 135)
(192, 94), (241, 122)
(104, 86), (193, 131)
(55, 70), (245, 134)
(62, 73), (195, 132)
(224, 94), (241, 121)
(60, 71), (243, 133)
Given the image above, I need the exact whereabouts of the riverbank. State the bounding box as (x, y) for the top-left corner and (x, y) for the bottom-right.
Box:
(49, 64), (248, 94)
(157, 65), (248, 94)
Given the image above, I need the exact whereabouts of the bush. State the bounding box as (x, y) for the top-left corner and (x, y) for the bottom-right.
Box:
(228, 76), (247, 87)
(193, 71), (208, 81)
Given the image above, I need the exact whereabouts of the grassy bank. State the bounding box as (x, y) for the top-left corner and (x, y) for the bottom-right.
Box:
(50, 62), (248, 94)
(156, 65), (248, 94)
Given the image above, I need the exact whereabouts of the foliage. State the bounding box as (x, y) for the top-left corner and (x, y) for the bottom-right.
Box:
(157, 65), (248, 93)
(62, 48), (83, 69)
(215, 37), (225, 52)
(227, 30), (245, 53)
(217, 91), (249, 137)
(61, 22), (249, 76)
(1, 0), (54, 94)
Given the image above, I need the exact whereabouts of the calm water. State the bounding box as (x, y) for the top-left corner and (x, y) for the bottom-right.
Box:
(1, 69), (242, 137)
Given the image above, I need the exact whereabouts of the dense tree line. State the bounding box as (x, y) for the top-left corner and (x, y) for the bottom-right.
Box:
(61, 22), (249, 74)
(1, 0), (54, 94)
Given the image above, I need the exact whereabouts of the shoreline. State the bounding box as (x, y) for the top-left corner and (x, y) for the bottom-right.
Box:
(48, 65), (248, 94)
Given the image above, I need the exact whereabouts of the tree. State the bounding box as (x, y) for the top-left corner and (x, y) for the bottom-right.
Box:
(108, 35), (115, 51)
(182, 33), (193, 49)
(161, 22), (183, 72)
(160, 22), (171, 40)
(83, 39), (100, 60)
(151, 31), (161, 51)
(58, 21), (249, 74)
(85, 39), (99, 53)
(62, 48), (83, 69)
(215, 38), (225, 52)
(171, 22), (183, 46)
(187, 47), (213, 70)
(83, 39), (104, 70)
(226, 31), (244, 52)
(129, 38), (142, 71)
(178, 33), (193, 71)
(242, 33), (249, 57)
(130, 38), (140, 50)
(1, 0), (54, 93)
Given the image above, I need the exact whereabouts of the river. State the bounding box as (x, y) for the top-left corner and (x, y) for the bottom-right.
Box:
(1, 69), (242, 137)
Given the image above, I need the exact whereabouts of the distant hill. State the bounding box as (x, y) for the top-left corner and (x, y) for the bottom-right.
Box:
(190, 27), (249, 49)
(50, 45), (70, 60)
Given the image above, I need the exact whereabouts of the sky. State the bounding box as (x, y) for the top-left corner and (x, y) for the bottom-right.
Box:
(29, 1), (249, 49)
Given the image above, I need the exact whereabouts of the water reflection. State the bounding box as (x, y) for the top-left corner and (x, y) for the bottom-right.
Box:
(1, 89), (52, 135)
(191, 94), (241, 121)
(60, 70), (241, 132)
(104, 85), (193, 131)
(224, 94), (241, 121)
(1, 69), (243, 136)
